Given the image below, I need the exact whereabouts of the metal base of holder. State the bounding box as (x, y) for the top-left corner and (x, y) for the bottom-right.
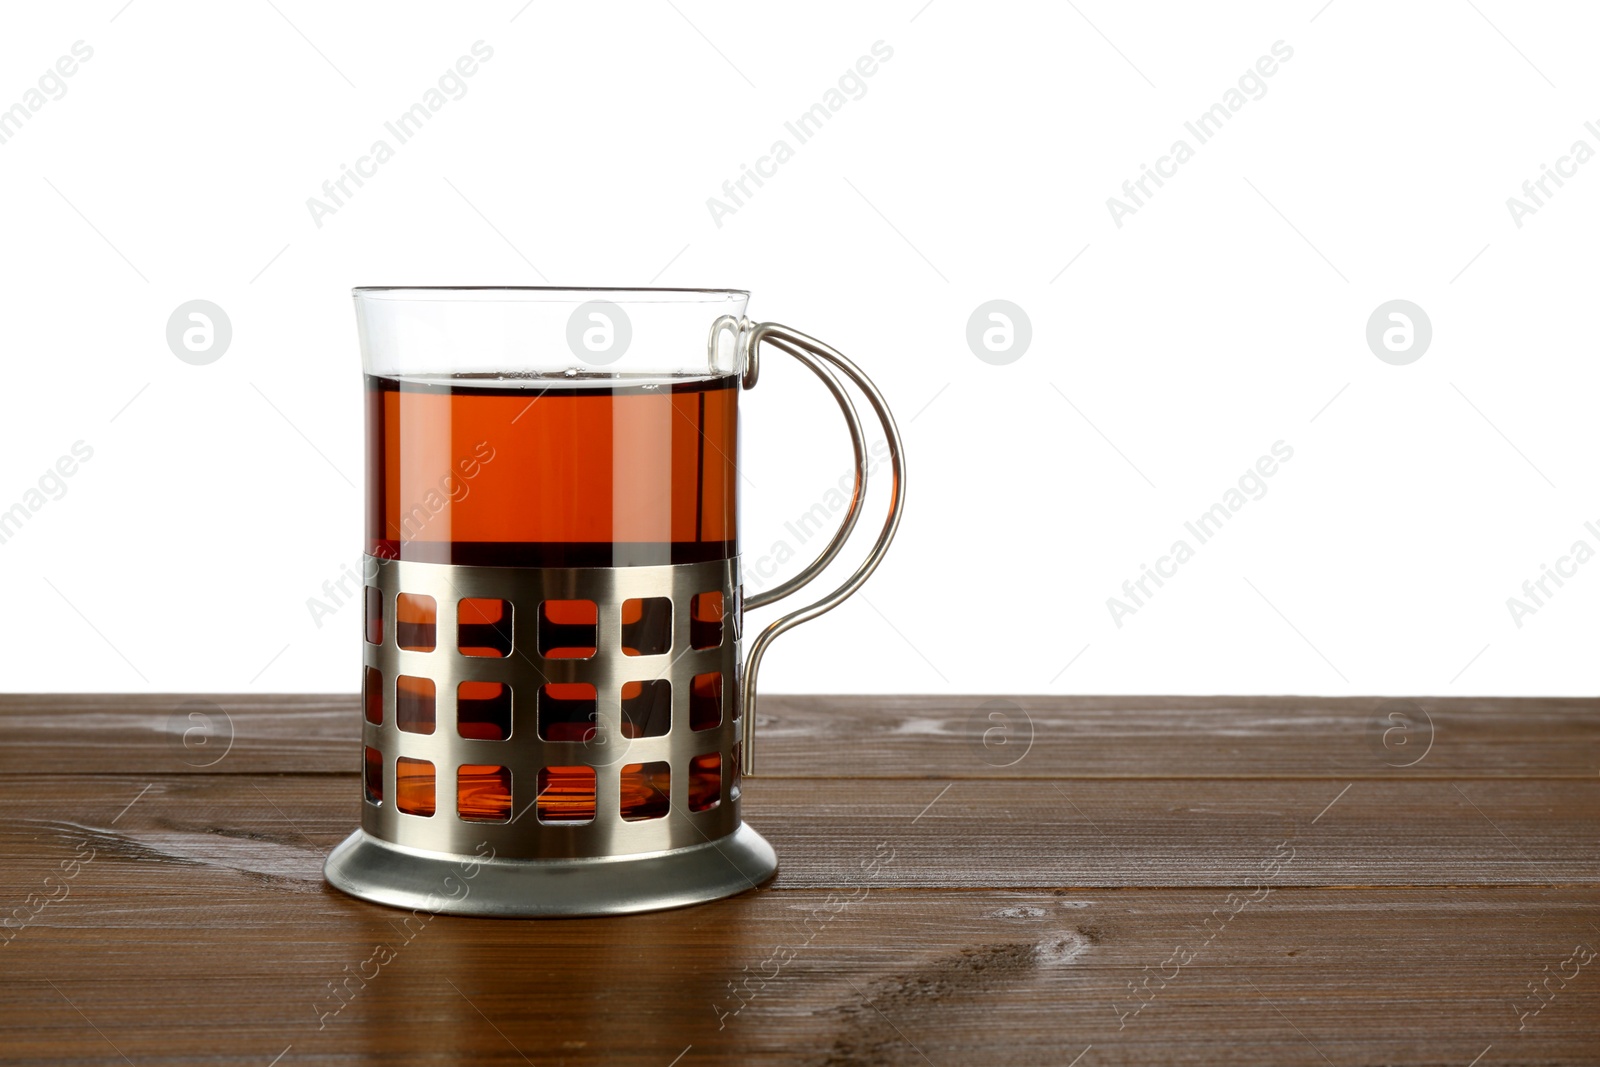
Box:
(324, 824), (778, 918)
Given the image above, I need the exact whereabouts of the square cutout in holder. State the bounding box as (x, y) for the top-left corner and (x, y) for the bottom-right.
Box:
(690, 591), (723, 650)
(458, 598), (512, 658)
(458, 681), (511, 741)
(539, 600), (596, 659)
(620, 680), (671, 738)
(396, 593), (437, 652)
(363, 746), (383, 804)
(363, 667), (383, 725)
(364, 587), (383, 645)
(688, 752), (721, 812)
(396, 757), (435, 816)
(538, 683), (597, 742)
(690, 672), (722, 732)
(620, 761), (670, 821)
(537, 766), (596, 823)
(621, 597), (671, 656)
(397, 675), (436, 734)
(458, 764), (511, 822)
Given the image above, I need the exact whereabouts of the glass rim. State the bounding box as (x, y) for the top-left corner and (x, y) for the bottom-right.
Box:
(352, 286), (749, 302)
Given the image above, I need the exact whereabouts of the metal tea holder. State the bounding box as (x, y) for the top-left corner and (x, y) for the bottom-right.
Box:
(325, 320), (906, 917)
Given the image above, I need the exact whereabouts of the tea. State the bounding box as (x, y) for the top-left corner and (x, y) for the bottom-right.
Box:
(365, 373), (738, 566)
(367, 372), (739, 821)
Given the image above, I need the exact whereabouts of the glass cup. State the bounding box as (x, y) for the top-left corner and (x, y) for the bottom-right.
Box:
(325, 287), (905, 916)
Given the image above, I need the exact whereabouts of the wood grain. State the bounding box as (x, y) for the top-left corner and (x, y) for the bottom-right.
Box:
(0, 695), (1595, 1065)
(2, 774), (1595, 890)
(3, 884), (1596, 1065)
(3, 693), (1595, 778)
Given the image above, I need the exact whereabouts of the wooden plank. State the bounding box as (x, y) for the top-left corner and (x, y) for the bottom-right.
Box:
(0, 694), (351, 777)
(2, 879), (1595, 1065)
(3, 697), (1595, 1064)
(4, 775), (1595, 889)
(2, 694), (1595, 778)
(755, 694), (1600, 780)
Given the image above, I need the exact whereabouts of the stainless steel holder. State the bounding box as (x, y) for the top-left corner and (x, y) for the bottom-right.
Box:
(325, 320), (905, 917)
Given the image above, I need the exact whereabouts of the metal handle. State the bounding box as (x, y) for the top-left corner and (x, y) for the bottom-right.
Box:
(730, 320), (907, 775)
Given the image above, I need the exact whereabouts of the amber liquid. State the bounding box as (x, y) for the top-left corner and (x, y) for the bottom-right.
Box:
(366, 373), (737, 564)
(366, 373), (738, 822)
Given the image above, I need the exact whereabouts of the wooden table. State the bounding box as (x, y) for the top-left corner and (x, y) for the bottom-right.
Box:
(1, 695), (1596, 1065)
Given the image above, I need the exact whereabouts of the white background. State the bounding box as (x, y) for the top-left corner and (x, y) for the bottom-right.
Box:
(1, 1), (1595, 697)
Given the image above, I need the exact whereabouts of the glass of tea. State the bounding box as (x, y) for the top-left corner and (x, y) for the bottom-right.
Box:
(326, 286), (904, 916)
